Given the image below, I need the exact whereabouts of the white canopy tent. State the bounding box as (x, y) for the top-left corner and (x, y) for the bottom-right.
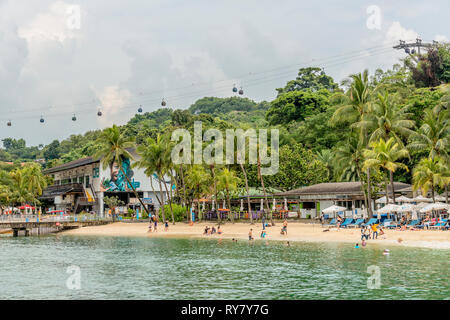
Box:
(413, 195), (433, 203)
(240, 199), (244, 212)
(419, 202), (449, 213)
(434, 195), (446, 202)
(377, 204), (402, 213)
(272, 198), (276, 210)
(375, 196), (391, 204)
(284, 198), (288, 211)
(396, 195), (413, 203)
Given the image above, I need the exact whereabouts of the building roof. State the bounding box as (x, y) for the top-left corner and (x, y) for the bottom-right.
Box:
(44, 157), (98, 174)
(274, 181), (411, 197)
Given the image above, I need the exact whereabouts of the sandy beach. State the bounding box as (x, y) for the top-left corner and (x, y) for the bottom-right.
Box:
(61, 221), (450, 249)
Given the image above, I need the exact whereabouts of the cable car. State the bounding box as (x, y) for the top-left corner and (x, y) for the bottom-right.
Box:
(138, 105), (143, 113)
(238, 87), (244, 95)
(97, 110), (102, 116)
(7, 120), (11, 127)
(411, 49), (416, 54)
(72, 114), (77, 121)
(405, 48), (410, 54)
(40, 116), (45, 123)
(161, 99), (166, 107)
(232, 84), (238, 93)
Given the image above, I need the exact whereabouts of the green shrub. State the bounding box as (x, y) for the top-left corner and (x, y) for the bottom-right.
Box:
(159, 204), (187, 222)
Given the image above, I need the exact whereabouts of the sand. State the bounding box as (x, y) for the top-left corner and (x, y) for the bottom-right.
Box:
(60, 221), (450, 249)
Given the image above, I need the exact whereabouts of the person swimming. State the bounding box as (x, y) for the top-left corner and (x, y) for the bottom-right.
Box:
(355, 243), (360, 248)
(383, 249), (390, 255)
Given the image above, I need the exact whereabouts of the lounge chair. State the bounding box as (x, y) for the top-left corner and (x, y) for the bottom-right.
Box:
(381, 219), (393, 227)
(323, 218), (336, 227)
(406, 219), (421, 229)
(348, 218), (364, 228)
(362, 218), (378, 226)
(340, 218), (354, 228)
(429, 219), (448, 230)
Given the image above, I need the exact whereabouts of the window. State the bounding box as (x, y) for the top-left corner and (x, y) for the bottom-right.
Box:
(85, 176), (90, 187)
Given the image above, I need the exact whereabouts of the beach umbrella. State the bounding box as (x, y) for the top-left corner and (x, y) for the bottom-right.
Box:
(411, 211), (418, 220)
(376, 204), (401, 214)
(284, 198), (288, 210)
(397, 204), (414, 212)
(322, 205), (346, 214)
(375, 196), (391, 204)
(240, 199), (244, 212)
(222, 199), (226, 209)
(396, 195), (413, 203)
(413, 195), (433, 203)
(211, 199), (215, 210)
(202, 200), (205, 211)
(419, 202), (449, 213)
(272, 198), (276, 211)
(260, 198), (264, 211)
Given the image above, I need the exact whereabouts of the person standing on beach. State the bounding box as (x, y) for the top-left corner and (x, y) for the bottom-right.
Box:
(154, 217), (158, 232)
(262, 214), (266, 230)
(164, 221), (169, 231)
(282, 219), (288, 235)
(249, 228), (253, 241)
(371, 223), (379, 239)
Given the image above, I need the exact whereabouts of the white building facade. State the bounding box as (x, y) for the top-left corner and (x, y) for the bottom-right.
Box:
(42, 151), (170, 216)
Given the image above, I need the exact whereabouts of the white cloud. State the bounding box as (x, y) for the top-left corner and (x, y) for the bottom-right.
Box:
(434, 34), (448, 42)
(94, 86), (132, 127)
(18, 1), (80, 43)
(384, 21), (419, 45)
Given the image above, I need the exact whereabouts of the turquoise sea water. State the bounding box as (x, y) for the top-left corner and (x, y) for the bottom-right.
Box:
(0, 235), (448, 299)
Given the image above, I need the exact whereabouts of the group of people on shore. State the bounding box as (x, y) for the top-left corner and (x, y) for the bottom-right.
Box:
(355, 223), (386, 248)
(203, 225), (222, 235)
(147, 215), (169, 233)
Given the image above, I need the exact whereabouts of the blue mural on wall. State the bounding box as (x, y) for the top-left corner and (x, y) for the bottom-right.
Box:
(101, 157), (140, 192)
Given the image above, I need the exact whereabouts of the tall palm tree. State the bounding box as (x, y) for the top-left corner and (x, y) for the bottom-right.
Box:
(408, 108), (449, 160)
(94, 125), (149, 215)
(333, 134), (369, 209)
(361, 92), (415, 146)
(23, 163), (47, 212)
(412, 157), (449, 203)
(363, 137), (409, 203)
(331, 70), (374, 215)
(184, 165), (211, 222)
(217, 168), (240, 223)
(134, 134), (171, 223)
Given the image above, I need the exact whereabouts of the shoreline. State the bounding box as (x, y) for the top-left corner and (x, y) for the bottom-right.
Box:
(59, 221), (450, 250)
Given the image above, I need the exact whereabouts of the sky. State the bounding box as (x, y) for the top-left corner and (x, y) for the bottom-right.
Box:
(0, 0), (449, 146)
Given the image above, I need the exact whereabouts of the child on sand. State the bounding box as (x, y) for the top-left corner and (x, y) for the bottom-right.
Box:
(355, 243), (360, 248)
(248, 228), (254, 240)
(164, 221), (169, 231)
(217, 226), (222, 235)
(282, 219), (288, 235)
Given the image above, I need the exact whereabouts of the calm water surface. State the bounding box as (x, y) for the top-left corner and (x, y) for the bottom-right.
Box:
(0, 235), (449, 299)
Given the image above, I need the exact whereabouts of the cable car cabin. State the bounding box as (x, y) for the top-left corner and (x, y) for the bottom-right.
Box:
(40, 117), (45, 123)
(161, 99), (166, 106)
(97, 110), (102, 116)
(7, 121), (11, 126)
(238, 88), (244, 95)
(138, 106), (143, 113)
(72, 115), (77, 121)
(232, 85), (238, 93)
